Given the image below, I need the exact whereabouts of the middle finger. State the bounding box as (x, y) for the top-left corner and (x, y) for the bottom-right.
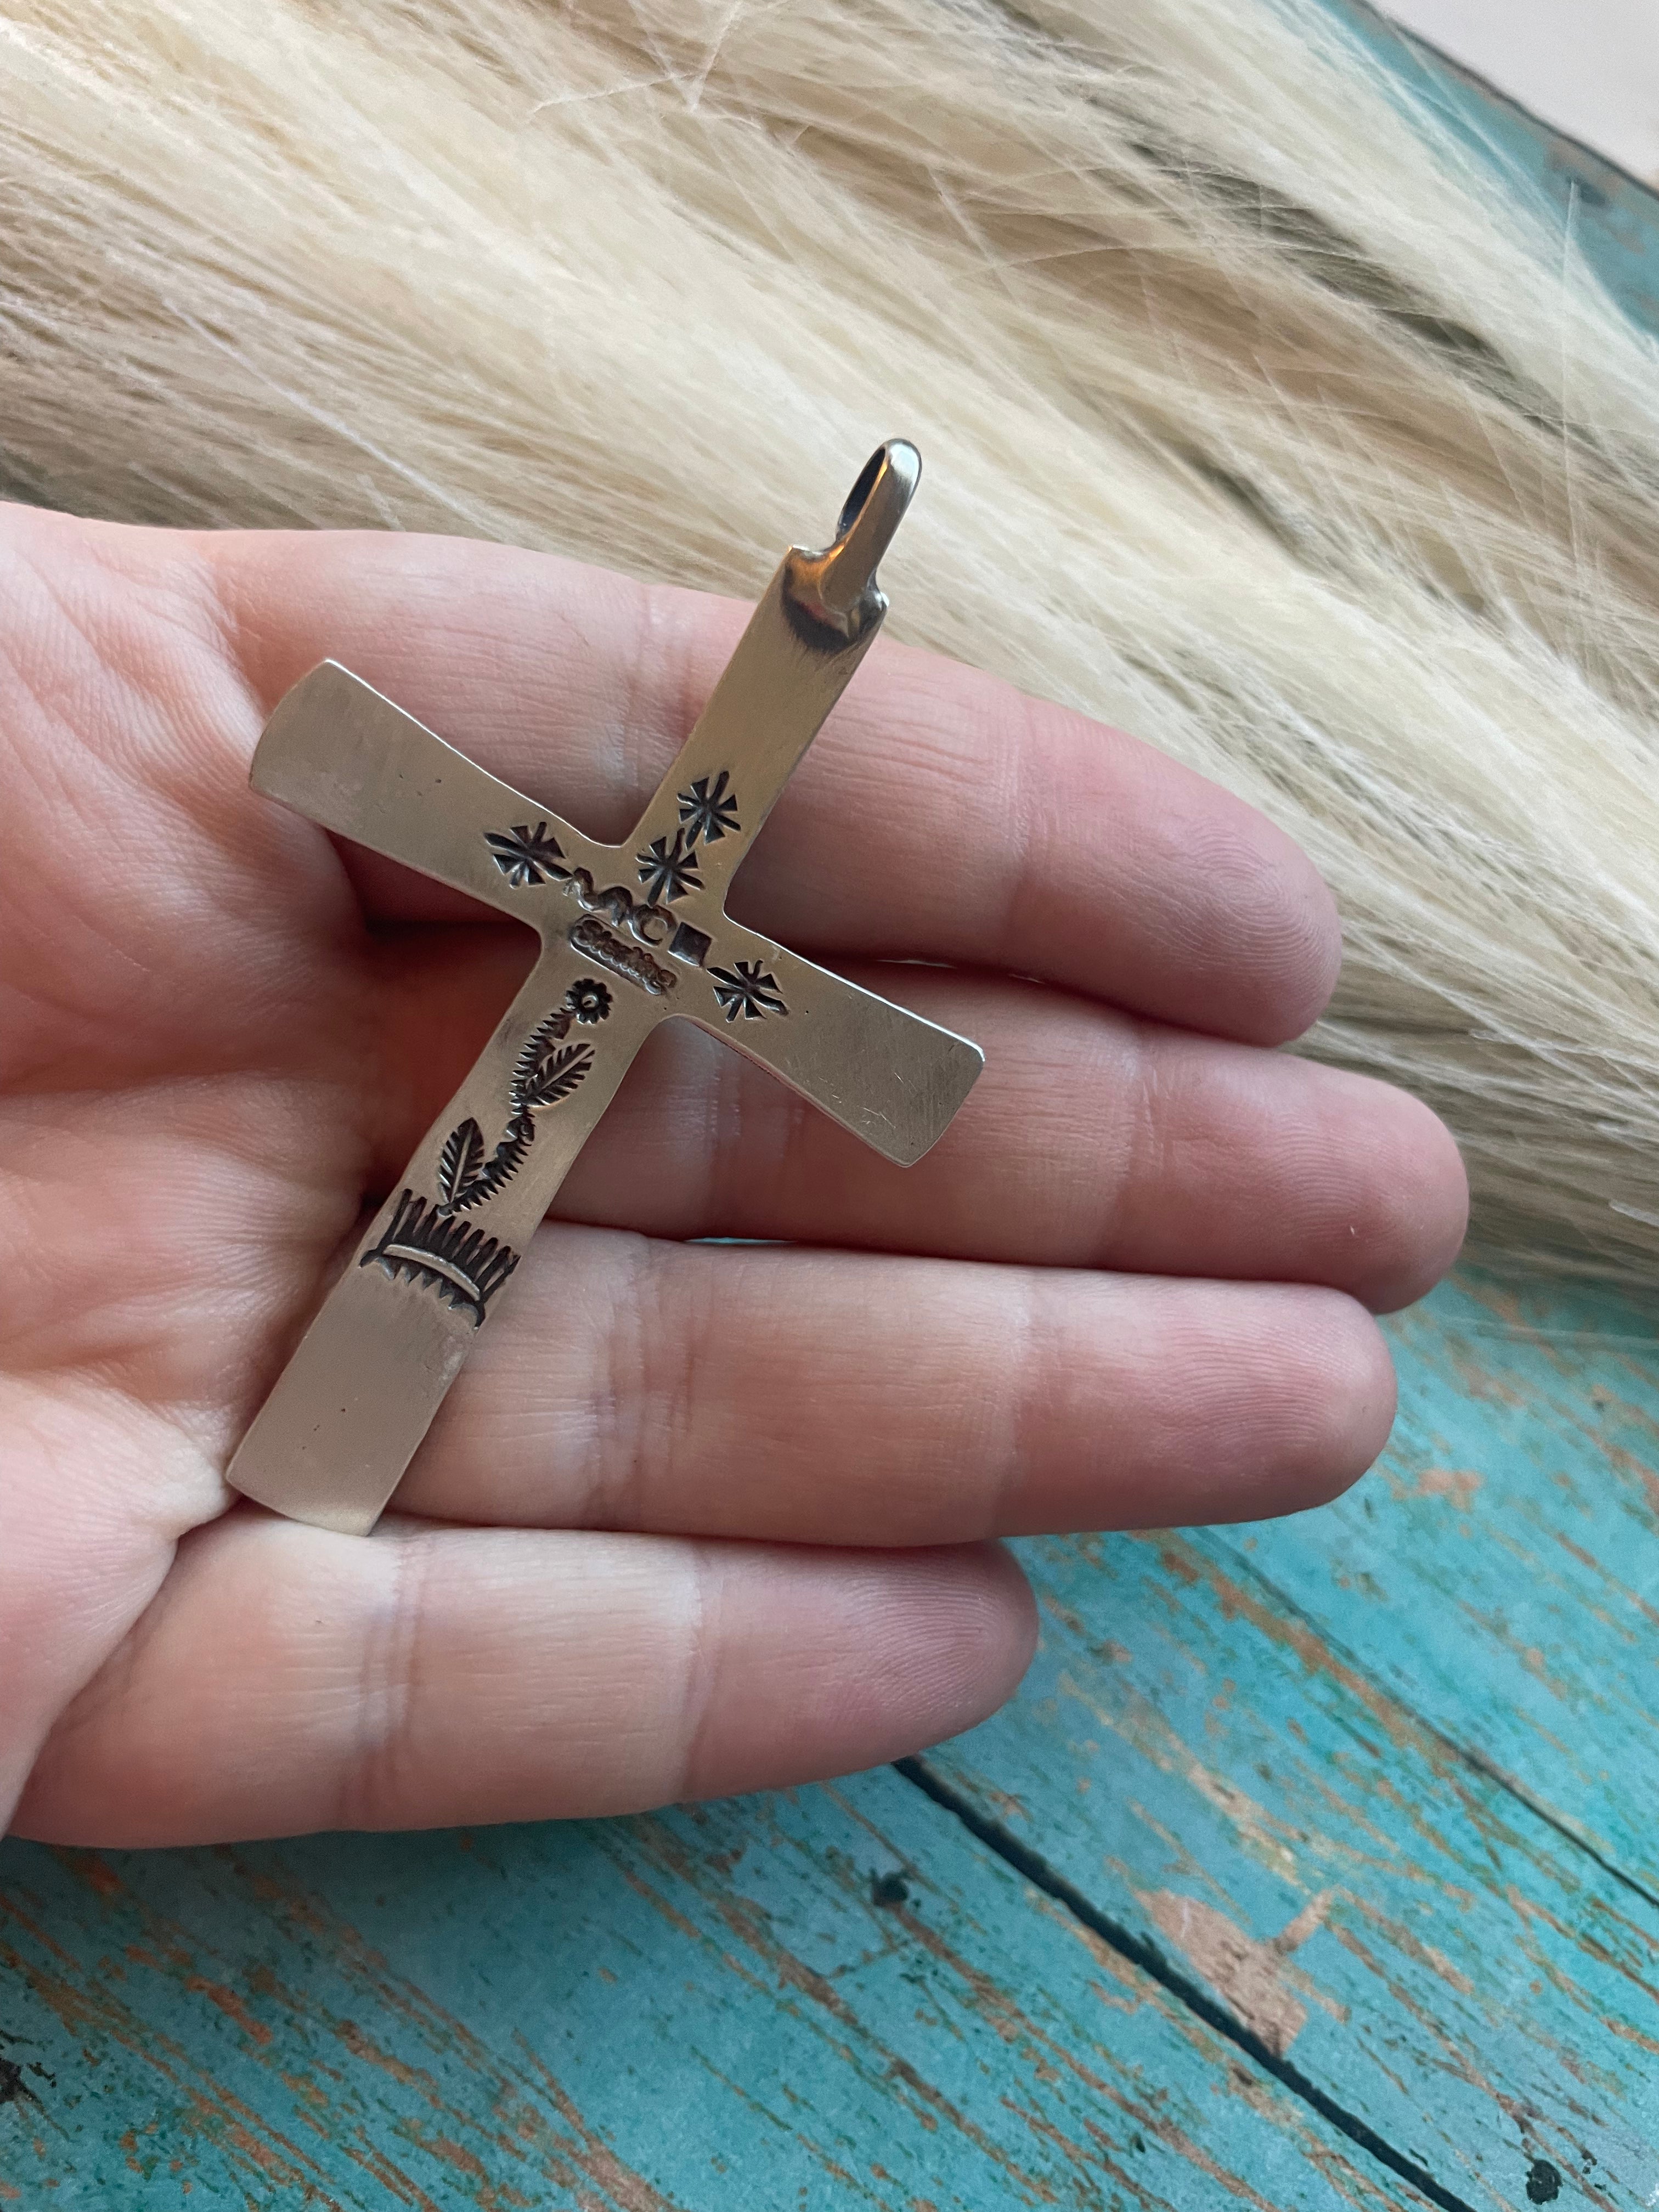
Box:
(371, 945), (1467, 1312)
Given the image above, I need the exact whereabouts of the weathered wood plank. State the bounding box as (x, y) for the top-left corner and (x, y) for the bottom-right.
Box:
(0, 1771), (1429, 2210)
(923, 1274), (1659, 2212)
(1232, 1272), (1659, 1889)
(1328, 0), (1659, 335)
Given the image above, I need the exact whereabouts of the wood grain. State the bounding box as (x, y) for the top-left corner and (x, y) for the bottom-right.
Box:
(0, 1770), (1428, 2210)
(926, 1284), (1659, 2208)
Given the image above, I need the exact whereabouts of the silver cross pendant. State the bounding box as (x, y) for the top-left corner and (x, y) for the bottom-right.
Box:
(228, 442), (985, 1534)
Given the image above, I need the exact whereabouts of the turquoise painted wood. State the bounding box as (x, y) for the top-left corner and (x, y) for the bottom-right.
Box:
(1216, 1276), (1659, 1884)
(928, 1288), (1659, 2209)
(0, 1769), (1428, 2210)
(1329, 0), (1659, 337)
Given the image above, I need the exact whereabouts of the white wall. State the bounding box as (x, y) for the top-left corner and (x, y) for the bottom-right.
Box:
(1386, 0), (1659, 184)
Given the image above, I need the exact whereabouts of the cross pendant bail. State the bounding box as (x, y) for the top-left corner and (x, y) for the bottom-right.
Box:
(228, 442), (984, 1536)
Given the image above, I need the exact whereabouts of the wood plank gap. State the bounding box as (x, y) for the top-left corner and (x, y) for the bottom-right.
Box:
(893, 1753), (1474, 2212)
(1216, 1539), (1659, 1917)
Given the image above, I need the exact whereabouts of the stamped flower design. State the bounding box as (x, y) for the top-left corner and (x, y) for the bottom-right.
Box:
(710, 959), (788, 1023)
(678, 771), (741, 845)
(485, 821), (566, 887)
(567, 978), (612, 1024)
(636, 828), (702, 905)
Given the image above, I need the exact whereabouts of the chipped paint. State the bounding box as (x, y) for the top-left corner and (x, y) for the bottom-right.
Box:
(1415, 1469), (1483, 1507)
(1137, 1894), (1310, 2057)
(902, 1267), (1659, 2203)
(1133, 1893), (1346, 2058)
(2, 1777), (1432, 2212)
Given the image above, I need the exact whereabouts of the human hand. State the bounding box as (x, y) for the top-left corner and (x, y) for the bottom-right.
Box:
(0, 504), (1466, 1845)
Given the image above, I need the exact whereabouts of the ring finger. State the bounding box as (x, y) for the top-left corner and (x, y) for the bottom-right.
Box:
(392, 1225), (1398, 1541)
(370, 948), (1468, 1312)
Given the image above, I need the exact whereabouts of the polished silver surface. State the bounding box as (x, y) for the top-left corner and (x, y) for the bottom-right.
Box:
(227, 442), (984, 1534)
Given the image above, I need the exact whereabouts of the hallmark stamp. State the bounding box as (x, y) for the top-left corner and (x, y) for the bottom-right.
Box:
(569, 915), (676, 995)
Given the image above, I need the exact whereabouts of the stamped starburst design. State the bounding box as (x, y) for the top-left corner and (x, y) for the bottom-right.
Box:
(636, 828), (703, 905)
(710, 960), (788, 1023)
(678, 771), (741, 845)
(485, 821), (566, 887)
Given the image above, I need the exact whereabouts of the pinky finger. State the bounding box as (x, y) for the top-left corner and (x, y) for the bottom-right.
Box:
(12, 1512), (1036, 1847)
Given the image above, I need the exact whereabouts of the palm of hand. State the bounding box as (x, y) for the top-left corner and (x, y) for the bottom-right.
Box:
(0, 506), (1466, 1846)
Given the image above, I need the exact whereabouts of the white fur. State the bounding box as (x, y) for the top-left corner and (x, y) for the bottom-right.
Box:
(4, 0), (1659, 1277)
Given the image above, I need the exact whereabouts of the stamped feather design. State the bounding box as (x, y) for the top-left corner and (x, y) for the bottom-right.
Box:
(433, 983), (611, 1214)
(436, 1118), (487, 1211)
(518, 1042), (592, 1109)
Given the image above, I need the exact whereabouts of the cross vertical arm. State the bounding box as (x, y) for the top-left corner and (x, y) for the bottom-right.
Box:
(228, 939), (662, 1534)
(616, 440), (984, 1163)
(625, 443), (921, 904)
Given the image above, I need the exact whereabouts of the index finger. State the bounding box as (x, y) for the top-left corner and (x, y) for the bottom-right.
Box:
(207, 525), (1340, 1045)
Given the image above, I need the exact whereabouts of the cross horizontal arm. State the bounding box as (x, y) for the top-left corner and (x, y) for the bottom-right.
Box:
(677, 919), (984, 1166)
(251, 661), (610, 922)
